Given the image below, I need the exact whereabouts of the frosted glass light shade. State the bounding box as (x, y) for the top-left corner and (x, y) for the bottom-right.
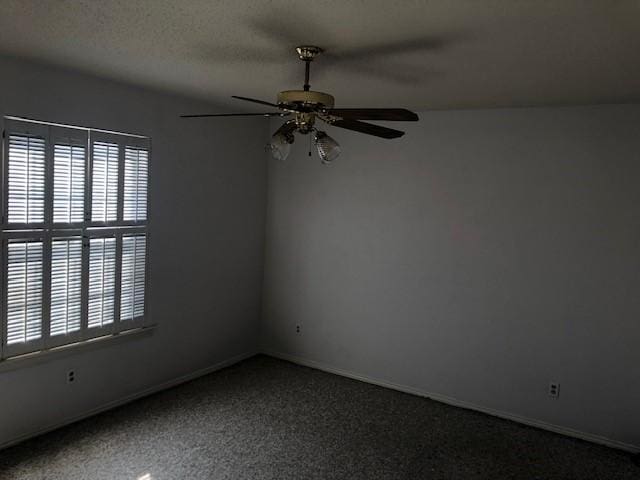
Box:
(314, 131), (340, 164)
(268, 132), (292, 161)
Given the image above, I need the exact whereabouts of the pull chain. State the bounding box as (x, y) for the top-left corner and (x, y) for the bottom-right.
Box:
(309, 133), (312, 157)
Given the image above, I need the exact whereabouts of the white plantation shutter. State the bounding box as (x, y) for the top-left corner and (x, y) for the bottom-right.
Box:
(91, 141), (119, 222)
(7, 135), (46, 224)
(2, 118), (150, 360)
(120, 235), (146, 321)
(50, 238), (83, 336)
(123, 148), (148, 222)
(53, 144), (85, 223)
(88, 237), (116, 328)
(6, 240), (43, 345)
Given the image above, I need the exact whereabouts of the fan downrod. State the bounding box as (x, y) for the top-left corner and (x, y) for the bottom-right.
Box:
(277, 45), (334, 133)
(296, 45), (323, 91)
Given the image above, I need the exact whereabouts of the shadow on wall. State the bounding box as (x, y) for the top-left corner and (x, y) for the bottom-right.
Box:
(196, 9), (470, 86)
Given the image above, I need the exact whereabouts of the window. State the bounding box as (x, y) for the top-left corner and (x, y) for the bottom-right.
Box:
(91, 141), (119, 222)
(88, 236), (117, 329)
(1, 118), (150, 359)
(53, 144), (85, 223)
(6, 239), (43, 345)
(7, 134), (45, 224)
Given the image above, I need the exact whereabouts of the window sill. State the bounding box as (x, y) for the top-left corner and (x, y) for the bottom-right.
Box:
(0, 325), (156, 373)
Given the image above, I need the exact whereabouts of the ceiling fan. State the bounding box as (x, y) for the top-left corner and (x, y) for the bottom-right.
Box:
(181, 46), (419, 164)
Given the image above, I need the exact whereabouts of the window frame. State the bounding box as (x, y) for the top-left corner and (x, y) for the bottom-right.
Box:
(1, 117), (151, 361)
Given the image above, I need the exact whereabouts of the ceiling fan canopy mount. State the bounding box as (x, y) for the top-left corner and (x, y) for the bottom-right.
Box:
(295, 45), (323, 61)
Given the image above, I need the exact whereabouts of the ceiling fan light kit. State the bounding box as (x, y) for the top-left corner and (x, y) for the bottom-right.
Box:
(181, 45), (419, 164)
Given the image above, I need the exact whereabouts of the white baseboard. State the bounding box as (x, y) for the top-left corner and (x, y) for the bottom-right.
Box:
(0, 350), (258, 451)
(4, 349), (637, 455)
(264, 349), (640, 454)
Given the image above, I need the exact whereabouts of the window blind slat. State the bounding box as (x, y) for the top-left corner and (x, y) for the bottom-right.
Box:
(53, 145), (85, 223)
(120, 235), (146, 321)
(88, 237), (116, 328)
(91, 142), (118, 222)
(6, 241), (43, 345)
(7, 135), (46, 224)
(123, 148), (148, 222)
(50, 238), (82, 336)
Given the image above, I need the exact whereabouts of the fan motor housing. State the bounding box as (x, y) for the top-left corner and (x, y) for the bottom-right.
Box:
(278, 90), (335, 109)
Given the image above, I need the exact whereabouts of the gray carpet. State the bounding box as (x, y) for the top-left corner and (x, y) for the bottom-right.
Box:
(0, 355), (637, 480)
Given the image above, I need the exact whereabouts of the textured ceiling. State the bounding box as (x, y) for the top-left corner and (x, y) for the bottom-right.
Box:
(1, 0), (639, 111)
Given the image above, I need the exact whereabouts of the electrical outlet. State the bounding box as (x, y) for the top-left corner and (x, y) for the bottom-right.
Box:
(548, 382), (560, 398)
(67, 370), (76, 384)
(296, 325), (301, 333)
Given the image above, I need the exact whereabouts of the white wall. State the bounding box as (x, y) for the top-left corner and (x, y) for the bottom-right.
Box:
(0, 56), (268, 447)
(262, 104), (640, 450)
(3, 55), (639, 453)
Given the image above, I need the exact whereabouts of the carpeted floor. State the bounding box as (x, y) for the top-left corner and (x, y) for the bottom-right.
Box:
(0, 355), (637, 479)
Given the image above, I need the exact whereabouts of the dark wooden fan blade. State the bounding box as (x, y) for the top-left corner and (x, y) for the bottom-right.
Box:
(331, 119), (405, 139)
(180, 112), (288, 118)
(231, 95), (280, 108)
(326, 108), (419, 121)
